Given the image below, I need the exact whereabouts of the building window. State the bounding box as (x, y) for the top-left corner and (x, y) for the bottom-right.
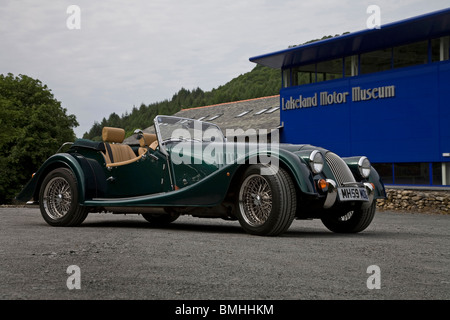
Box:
(235, 110), (251, 118)
(283, 36), (450, 89)
(394, 163), (430, 185)
(255, 108), (268, 115)
(432, 163), (443, 185)
(344, 55), (358, 77)
(282, 69), (290, 88)
(316, 58), (343, 81)
(373, 163), (393, 185)
(360, 48), (392, 74)
(432, 36), (450, 62)
(374, 162), (447, 186)
(394, 40), (428, 69)
(265, 107), (280, 114)
(292, 64), (316, 86)
(207, 114), (222, 121)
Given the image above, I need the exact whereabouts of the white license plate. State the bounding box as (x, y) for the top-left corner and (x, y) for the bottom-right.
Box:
(338, 187), (369, 201)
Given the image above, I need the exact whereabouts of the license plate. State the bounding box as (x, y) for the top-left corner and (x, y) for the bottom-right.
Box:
(338, 187), (369, 201)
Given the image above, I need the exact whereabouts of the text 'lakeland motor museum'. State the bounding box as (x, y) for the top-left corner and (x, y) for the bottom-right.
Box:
(250, 8), (450, 187)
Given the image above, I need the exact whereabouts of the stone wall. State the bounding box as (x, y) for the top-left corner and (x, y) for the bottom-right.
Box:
(377, 188), (450, 214)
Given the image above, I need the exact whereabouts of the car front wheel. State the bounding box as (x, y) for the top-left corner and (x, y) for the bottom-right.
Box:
(236, 164), (297, 236)
(39, 168), (88, 227)
(321, 201), (376, 233)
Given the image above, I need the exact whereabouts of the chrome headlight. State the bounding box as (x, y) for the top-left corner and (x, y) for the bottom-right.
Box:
(309, 150), (324, 174)
(358, 156), (371, 178)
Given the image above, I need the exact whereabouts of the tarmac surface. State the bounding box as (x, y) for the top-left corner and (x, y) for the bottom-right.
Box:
(0, 206), (449, 301)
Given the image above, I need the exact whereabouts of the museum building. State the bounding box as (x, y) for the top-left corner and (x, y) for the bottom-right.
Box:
(249, 8), (450, 186)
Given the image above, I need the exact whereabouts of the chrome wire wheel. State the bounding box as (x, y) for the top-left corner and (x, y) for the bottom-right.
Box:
(39, 168), (88, 227)
(239, 174), (273, 227)
(338, 211), (354, 222)
(236, 165), (296, 236)
(42, 177), (72, 220)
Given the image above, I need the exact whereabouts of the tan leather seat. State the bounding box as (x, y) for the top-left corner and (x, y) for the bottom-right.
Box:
(102, 127), (137, 165)
(138, 133), (157, 155)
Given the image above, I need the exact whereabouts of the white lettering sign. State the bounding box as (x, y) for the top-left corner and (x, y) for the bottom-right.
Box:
(282, 85), (395, 110)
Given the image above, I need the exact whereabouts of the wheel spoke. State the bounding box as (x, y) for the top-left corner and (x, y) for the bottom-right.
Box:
(339, 211), (354, 221)
(239, 175), (272, 227)
(43, 177), (72, 220)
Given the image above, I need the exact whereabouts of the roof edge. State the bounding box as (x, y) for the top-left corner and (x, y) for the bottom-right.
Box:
(250, 8), (450, 69)
(180, 95), (280, 111)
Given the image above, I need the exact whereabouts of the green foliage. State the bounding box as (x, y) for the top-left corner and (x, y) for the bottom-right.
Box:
(0, 73), (78, 204)
(83, 64), (280, 140)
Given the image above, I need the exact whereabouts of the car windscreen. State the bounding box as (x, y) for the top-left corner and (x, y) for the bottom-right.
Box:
(155, 116), (225, 143)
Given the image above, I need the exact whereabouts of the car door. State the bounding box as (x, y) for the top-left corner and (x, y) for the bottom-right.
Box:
(104, 149), (171, 198)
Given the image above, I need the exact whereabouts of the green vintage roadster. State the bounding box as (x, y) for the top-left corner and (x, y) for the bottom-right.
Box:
(17, 115), (385, 236)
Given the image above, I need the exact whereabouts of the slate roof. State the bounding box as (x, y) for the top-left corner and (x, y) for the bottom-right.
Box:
(124, 95), (281, 145)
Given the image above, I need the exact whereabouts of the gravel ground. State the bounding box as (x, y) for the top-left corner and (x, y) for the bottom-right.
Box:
(0, 206), (449, 301)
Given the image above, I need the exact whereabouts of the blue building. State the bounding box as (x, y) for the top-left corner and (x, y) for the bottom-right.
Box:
(250, 8), (450, 186)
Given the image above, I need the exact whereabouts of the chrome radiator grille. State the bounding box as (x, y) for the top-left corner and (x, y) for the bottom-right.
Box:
(325, 152), (356, 186)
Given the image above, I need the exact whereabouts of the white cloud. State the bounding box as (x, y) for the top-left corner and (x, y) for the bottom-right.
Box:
(1, 0), (449, 137)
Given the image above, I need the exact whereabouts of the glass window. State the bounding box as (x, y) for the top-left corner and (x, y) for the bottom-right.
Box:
(292, 64), (316, 86)
(394, 40), (428, 69)
(265, 107), (280, 114)
(432, 163), (442, 185)
(255, 108), (268, 115)
(316, 58), (343, 81)
(235, 110), (251, 118)
(432, 36), (450, 62)
(344, 55), (358, 77)
(282, 69), (290, 88)
(207, 114), (222, 121)
(373, 163), (393, 184)
(360, 48), (392, 74)
(394, 163), (430, 185)
(431, 38), (441, 62)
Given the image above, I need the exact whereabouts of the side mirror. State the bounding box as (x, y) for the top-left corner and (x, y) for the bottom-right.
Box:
(134, 129), (143, 139)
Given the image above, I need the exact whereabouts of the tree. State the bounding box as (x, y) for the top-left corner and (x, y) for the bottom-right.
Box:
(0, 73), (79, 204)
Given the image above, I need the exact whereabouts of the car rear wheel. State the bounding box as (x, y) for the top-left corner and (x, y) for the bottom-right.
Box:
(236, 164), (297, 236)
(321, 201), (376, 233)
(39, 168), (88, 227)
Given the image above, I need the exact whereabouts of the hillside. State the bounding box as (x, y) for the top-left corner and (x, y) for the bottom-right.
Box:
(82, 64), (280, 140)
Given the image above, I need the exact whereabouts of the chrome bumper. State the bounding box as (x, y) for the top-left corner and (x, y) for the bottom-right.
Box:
(323, 180), (374, 209)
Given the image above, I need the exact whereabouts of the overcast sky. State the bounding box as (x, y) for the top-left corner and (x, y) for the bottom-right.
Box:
(1, 0), (449, 137)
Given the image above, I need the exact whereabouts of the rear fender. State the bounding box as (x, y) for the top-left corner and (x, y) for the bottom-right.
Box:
(16, 153), (86, 204)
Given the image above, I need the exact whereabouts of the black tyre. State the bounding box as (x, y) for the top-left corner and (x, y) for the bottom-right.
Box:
(236, 164), (297, 236)
(39, 168), (88, 227)
(321, 201), (376, 233)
